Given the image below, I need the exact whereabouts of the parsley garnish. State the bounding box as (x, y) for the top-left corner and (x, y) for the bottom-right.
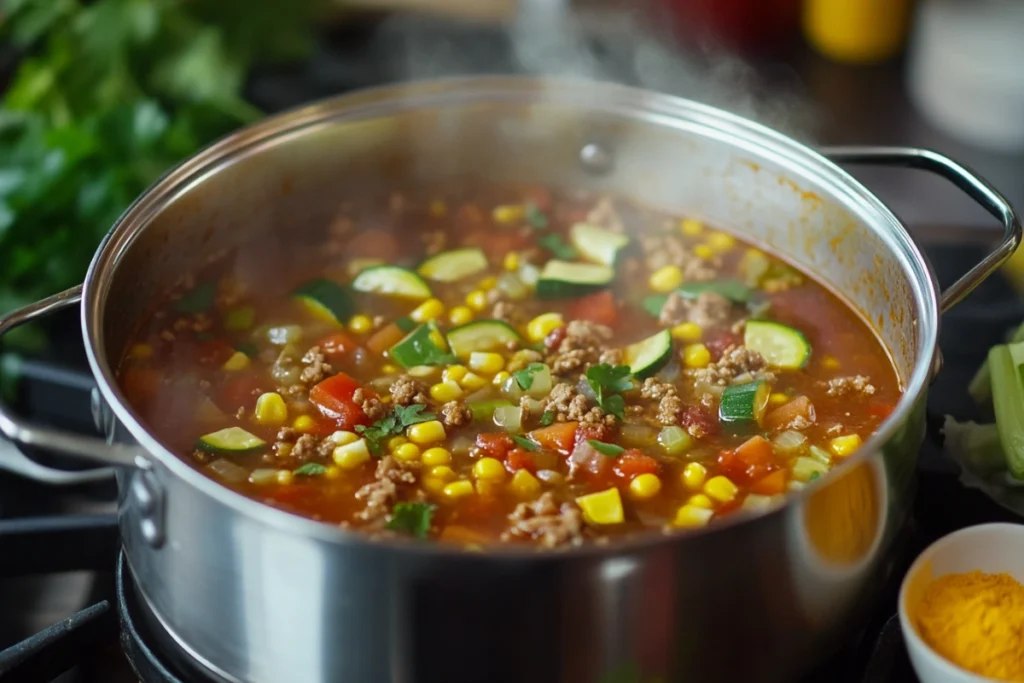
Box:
(513, 362), (547, 390)
(808, 471), (821, 481)
(588, 440), (625, 457)
(293, 462), (327, 477)
(540, 411), (555, 426)
(525, 202), (549, 229)
(386, 502), (436, 539)
(538, 233), (577, 260)
(356, 404), (436, 455)
(585, 363), (634, 421)
(512, 435), (540, 451)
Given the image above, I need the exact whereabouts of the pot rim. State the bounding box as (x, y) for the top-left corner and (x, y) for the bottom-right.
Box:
(82, 75), (939, 558)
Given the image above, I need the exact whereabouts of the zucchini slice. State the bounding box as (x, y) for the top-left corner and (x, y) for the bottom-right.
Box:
(390, 323), (453, 368)
(536, 260), (615, 299)
(569, 222), (630, 267)
(719, 380), (771, 432)
(417, 248), (489, 282)
(292, 279), (355, 324)
(744, 320), (811, 369)
(196, 427), (266, 454)
(352, 266), (432, 300)
(447, 320), (522, 357)
(677, 279), (753, 304)
(623, 329), (673, 378)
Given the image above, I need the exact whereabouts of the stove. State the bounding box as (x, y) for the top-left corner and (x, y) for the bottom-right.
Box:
(1, 16), (1022, 683)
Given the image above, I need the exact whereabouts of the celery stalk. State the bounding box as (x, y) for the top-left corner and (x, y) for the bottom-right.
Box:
(942, 415), (1006, 476)
(989, 343), (1024, 478)
(969, 322), (1024, 405)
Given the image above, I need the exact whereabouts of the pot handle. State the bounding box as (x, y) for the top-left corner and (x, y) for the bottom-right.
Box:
(0, 285), (141, 471)
(823, 146), (1023, 314)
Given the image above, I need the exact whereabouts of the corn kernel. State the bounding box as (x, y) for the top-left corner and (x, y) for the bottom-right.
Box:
(407, 365), (439, 379)
(829, 434), (863, 458)
(387, 436), (408, 451)
(649, 265), (684, 293)
(682, 463), (707, 491)
(769, 392), (789, 406)
(477, 276), (498, 291)
(411, 298), (445, 323)
(492, 204), (525, 225)
(693, 244), (714, 260)
(430, 465), (456, 481)
(130, 343), (154, 360)
(423, 477), (446, 494)
(292, 415), (315, 432)
(493, 371), (511, 386)
(473, 457), (506, 481)
(680, 218), (703, 236)
(429, 381), (463, 403)
(688, 493), (713, 509)
(381, 364), (399, 375)
(704, 475), (739, 503)
(328, 430), (360, 446)
(460, 372), (487, 391)
(671, 322), (702, 343)
(222, 351), (251, 371)
(428, 200), (447, 217)
(822, 355), (841, 370)
(276, 470), (294, 485)
(468, 352), (505, 376)
(323, 465), (341, 480)
(444, 480), (476, 500)
(510, 469), (541, 498)
(254, 392), (288, 426)
(466, 290), (488, 312)
(333, 439), (371, 469)
(448, 306), (474, 326)
(673, 504), (714, 528)
(576, 488), (624, 525)
(422, 447), (451, 466)
(629, 473), (662, 500)
(504, 252), (520, 272)
(707, 231), (736, 252)
(683, 343), (711, 369)
(393, 442), (421, 462)
(442, 365), (468, 384)
(407, 420), (446, 445)
(527, 313), (564, 343)
(348, 314), (373, 334)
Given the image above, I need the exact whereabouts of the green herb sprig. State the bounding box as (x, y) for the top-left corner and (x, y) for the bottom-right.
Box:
(356, 404), (436, 455)
(386, 502), (435, 539)
(585, 363), (634, 421)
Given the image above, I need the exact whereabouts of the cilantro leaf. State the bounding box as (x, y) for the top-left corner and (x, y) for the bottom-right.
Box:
(525, 201), (548, 229)
(538, 233), (577, 260)
(512, 435), (540, 451)
(394, 404), (436, 427)
(585, 364), (633, 421)
(386, 502), (436, 539)
(513, 362), (547, 390)
(601, 395), (626, 422)
(356, 404), (435, 455)
(293, 462), (327, 477)
(540, 411), (555, 426)
(588, 440), (625, 457)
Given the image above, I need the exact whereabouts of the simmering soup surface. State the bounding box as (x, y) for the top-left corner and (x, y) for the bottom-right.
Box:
(118, 188), (901, 548)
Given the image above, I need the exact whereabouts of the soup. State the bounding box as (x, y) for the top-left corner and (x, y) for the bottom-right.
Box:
(118, 188), (901, 548)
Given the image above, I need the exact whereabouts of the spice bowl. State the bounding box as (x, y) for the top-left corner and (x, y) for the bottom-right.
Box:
(899, 523), (1024, 683)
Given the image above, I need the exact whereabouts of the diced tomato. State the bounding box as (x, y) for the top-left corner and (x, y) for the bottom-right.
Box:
(613, 449), (661, 480)
(195, 339), (235, 367)
(567, 290), (618, 327)
(716, 435), (777, 485)
(523, 186), (552, 212)
(318, 332), (359, 359)
(705, 332), (741, 362)
(679, 406), (719, 438)
(543, 325), (567, 352)
(764, 395), (814, 431)
(506, 449), (537, 473)
(575, 422), (611, 446)
(529, 422), (579, 454)
(750, 469), (787, 496)
(305, 416), (344, 438)
(219, 375), (266, 411)
(309, 373), (369, 429)
(474, 432), (515, 460)
(366, 323), (405, 356)
(576, 452), (615, 488)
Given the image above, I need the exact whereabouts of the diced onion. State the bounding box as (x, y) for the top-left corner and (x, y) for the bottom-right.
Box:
(536, 469), (564, 485)
(808, 445), (832, 465)
(249, 468), (279, 485)
(518, 263), (540, 287)
(792, 456), (829, 482)
(576, 377), (597, 401)
(208, 459), (248, 483)
(272, 365), (301, 386)
(655, 357), (681, 383)
(741, 494), (778, 512)
(773, 430), (807, 454)
(450, 435), (474, 455)
(501, 375), (524, 401)
(267, 325), (303, 345)
(621, 423), (658, 448)
(521, 397), (544, 415)
(497, 273), (529, 300)
(526, 365), (552, 397)
(493, 405), (523, 433)
(658, 426), (693, 455)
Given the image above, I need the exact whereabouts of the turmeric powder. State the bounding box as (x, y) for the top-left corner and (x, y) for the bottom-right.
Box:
(916, 570), (1024, 681)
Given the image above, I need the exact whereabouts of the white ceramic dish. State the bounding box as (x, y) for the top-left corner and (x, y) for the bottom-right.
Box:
(899, 522), (1024, 683)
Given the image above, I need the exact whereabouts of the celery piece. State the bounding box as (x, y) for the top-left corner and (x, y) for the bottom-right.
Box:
(989, 343), (1024, 478)
(969, 322), (1024, 406)
(942, 415), (1006, 476)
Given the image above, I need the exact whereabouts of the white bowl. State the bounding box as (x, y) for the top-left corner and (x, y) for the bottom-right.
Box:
(899, 523), (1024, 683)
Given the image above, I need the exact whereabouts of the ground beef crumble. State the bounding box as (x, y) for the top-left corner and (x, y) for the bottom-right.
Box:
(640, 233), (720, 281)
(353, 388), (388, 422)
(639, 378), (685, 426)
(542, 383), (615, 425)
(355, 456), (421, 525)
(825, 375), (876, 397)
(586, 197), (624, 234)
(390, 376), (429, 406)
(658, 291), (734, 329)
(546, 320), (615, 376)
(689, 346), (775, 386)
(500, 492), (585, 548)
(299, 346), (333, 385)
(440, 400), (472, 427)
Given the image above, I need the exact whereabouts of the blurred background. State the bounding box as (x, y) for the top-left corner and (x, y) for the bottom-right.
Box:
(0, 0), (1023, 359)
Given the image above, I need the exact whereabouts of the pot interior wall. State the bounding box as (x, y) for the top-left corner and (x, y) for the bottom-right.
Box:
(95, 81), (924, 385)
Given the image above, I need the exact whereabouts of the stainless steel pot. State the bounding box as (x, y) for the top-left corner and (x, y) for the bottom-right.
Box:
(0, 77), (1019, 683)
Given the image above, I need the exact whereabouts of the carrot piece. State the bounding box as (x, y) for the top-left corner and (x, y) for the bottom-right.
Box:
(528, 422), (579, 454)
(474, 432), (515, 460)
(750, 469), (787, 496)
(366, 323), (404, 355)
(506, 449), (536, 473)
(734, 435), (774, 463)
(764, 395), (814, 431)
(613, 449), (660, 479)
(318, 332), (359, 359)
(716, 435), (777, 485)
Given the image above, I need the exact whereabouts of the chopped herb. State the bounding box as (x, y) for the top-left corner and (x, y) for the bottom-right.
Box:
(293, 462), (327, 477)
(236, 341), (259, 358)
(513, 362), (547, 390)
(173, 282), (216, 313)
(588, 440), (625, 457)
(538, 233), (577, 260)
(386, 502), (436, 539)
(525, 201), (549, 229)
(808, 471), (821, 481)
(512, 435), (540, 451)
(585, 363), (634, 421)
(643, 295), (668, 317)
(540, 411), (555, 426)
(356, 404), (437, 454)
